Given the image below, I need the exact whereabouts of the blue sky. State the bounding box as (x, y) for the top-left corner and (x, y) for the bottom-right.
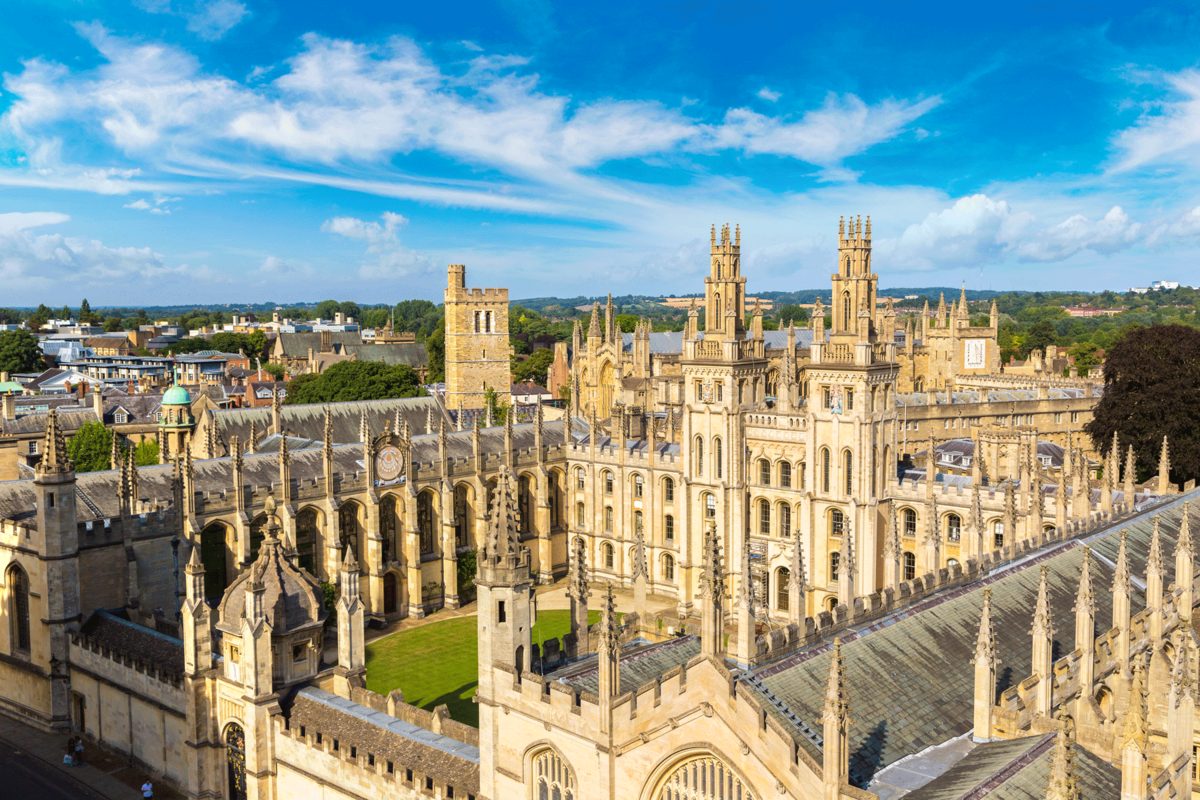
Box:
(2, 0), (1200, 306)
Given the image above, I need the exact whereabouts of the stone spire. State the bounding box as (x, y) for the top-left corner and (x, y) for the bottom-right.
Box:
(1113, 531), (1132, 676)
(1158, 435), (1171, 494)
(1045, 712), (1081, 800)
(598, 583), (620, 701)
(247, 419), (258, 454)
(109, 429), (120, 471)
(973, 587), (996, 741)
(36, 408), (72, 476)
(631, 514), (648, 619)
(699, 523), (726, 659)
(789, 530), (807, 624)
(1120, 657), (1148, 800)
(1167, 631), (1195, 776)
(483, 471), (522, 563)
(358, 408), (368, 444)
(334, 543), (365, 697)
(838, 517), (856, 608)
(566, 536), (590, 656)
(1123, 443), (1136, 510)
(736, 535), (756, 665)
(1075, 548), (1095, 692)
(1032, 565), (1054, 718)
(922, 494), (940, 574)
(822, 638), (851, 800)
(882, 502), (900, 590)
(1147, 516), (1165, 642)
(967, 481), (984, 558)
(1176, 503), (1193, 622)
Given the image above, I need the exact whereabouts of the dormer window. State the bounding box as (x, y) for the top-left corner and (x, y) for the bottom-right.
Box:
(115, 412), (128, 424)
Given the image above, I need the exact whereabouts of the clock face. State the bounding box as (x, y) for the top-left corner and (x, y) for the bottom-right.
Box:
(376, 445), (403, 482)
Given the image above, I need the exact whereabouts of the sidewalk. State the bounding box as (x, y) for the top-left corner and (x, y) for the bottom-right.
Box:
(0, 715), (184, 800)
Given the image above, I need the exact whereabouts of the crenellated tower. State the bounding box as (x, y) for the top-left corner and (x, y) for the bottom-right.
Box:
(830, 215), (877, 345)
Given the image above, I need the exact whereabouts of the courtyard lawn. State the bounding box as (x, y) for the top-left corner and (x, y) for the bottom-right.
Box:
(365, 609), (603, 728)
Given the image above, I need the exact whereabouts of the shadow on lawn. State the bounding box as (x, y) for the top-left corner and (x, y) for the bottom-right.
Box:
(426, 682), (481, 729)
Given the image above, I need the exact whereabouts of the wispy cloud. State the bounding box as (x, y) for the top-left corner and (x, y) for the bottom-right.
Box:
(757, 87), (781, 102)
(321, 212), (436, 280)
(133, 0), (249, 40)
(1111, 68), (1200, 173)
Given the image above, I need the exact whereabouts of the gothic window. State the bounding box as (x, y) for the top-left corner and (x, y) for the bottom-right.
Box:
(575, 467), (585, 491)
(454, 485), (470, 547)
(759, 500), (770, 536)
(634, 510), (643, 535)
(633, 474), (644, 498)
(821, 448), (831, 493)
(548, 472), (561, 531)
(704, 493), (716, 519)
(831, 552), (840, 582)
(576, 502), (585, 528)
(779, 503), (791, 538)
(248, 514), (268, 562)
(903, 552), (916, 581)
(993, 521), (1004, 550)
(518, 475), (533, 534)
(416, 493), (435, 556)
(759, 459), (771, 485)
(847, 389), (854, 411)
(199, 523), (230, 602)
(777, 568), (790, 611)
(663, 555), (675, 582)
(7, 564), (30, 653)
(602, 542), (614, 569)
(296, 508), (319, 574)
(604, 507), (613, 532)
(830, 508), (844, 537)
(665, 514), (675, 541)
(532, 749), (575, 800)
(903, 508), (917, 537)
(780, 461), (791, 488)
(843, 450), (853, 496)
(695, 437), (704, 476)
(716, 381), (723, 402)
(842, 292), (851, 330)
(604, 471), (613, 495)
(799, 461), (806, 490)
(714, 438), (723, 479)
(664, 477), (675, 503)
(226, 723), (247, 800)
(654, 754), (755, 800)
(946, 514), (961, 542)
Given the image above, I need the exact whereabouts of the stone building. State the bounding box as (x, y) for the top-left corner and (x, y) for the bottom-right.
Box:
(444, 264), (512, 413)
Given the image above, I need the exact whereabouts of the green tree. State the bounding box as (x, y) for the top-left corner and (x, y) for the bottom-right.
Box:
(513, 348), (555, 386)
(1084, 324), (1200, 487)
(103, 316), (123, 332)
(247, 330), (267, 358)
(615, 314), (638, 333)
(79, 299), (95, 324)
(1022, 320), (1057, 357)
(284, 361), (424, 404)
(0, 329), (44, 374)
(483, 385), (509, 424)
(425, 326), (445, 383)
(775, 304), (810, 326)
(315, 300), (340, 320)
(134, 438), (159, 467)
(338, 301), (361, 321)
(1069, 341), (1101, 371)
(67, 421), (114, 472)
(260, 362), (286, 380)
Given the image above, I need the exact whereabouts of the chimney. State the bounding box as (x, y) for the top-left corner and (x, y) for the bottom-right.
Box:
(92, 385), (103, 418)
(1, 393), (15, 421)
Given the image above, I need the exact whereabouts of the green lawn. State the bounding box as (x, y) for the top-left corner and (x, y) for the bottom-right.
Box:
(365, 609), (602, 728)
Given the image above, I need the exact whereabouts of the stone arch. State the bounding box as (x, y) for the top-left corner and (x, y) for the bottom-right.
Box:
(5, 561), (31, 653)
(945, 512), (962, 542)
(547, 468), (565, 531)
(986, 517), (1004, 550)
(776, 500), (792, 538)
(452, 482), (474, 549)
(694, 436), (704, 476)
(758, 457), (771, 485)
(640, 746), (760, 800)
(841, 448), (853, 496)
(382, 569), (404, 616)
(901, 507), (918, 537)
(661, 553), (675, 583)
(757, 497), (770, 536)
(713, 437), (723, 479)
(416, 490), (438, 556)
(631, 471), (645, 500)
(294, 506), (323, 575)
(199, 521), (234, 602)
(775, 566), (790, 611)
(339, 499), (367, 566)
(662, 476), (675, 504)
(820, 447), (831, 493)
(524, 742), (577, 800)
(224, 721), (247, 800)
(765, 367), (779, 399)
(779, 460), (792, 488)
(601, 541), (615, 570)
(517, 472), (536, 535)
(378, 494), (401, 564)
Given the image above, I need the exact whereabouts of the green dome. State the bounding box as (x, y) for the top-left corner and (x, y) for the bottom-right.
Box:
(163, 384), (191, 405)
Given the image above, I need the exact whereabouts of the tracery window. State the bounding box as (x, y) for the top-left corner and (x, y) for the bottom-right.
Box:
(664, 477), (675, 503)
(665, 514), (675, 541)
(226, 723), (247, 800)
(575, 467), (585, 490)
(759, 459), (771, 485)
(633, 474), (644, 498)
(780, 461), (791, 488)
(655, 754), (755, 800)
(7, 564), (30, 653)
(903, 552), (916, 581)
(759, 500), (770, 536)
(946, 514), (961, 543)
(416, 493), (435, 556)
(533, 749), (575, 800)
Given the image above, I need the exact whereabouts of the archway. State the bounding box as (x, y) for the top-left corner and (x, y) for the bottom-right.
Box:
(225, 723), (247, 800)
(295, 507), (321, 575)
(417, 491), (437, 557)
(339, 501), (365, 565)
(379, 495), (399, 564)
(453, 483), (472, 549)
(383, 572), (399, 615)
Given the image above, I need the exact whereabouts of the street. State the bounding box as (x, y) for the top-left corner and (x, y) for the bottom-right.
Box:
(0, 735), (106, 799)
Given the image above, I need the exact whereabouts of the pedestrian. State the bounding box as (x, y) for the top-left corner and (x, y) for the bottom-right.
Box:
(73, 737), (84, 765)
(64, 738), (76, 767)
(141, 779), (153, 798)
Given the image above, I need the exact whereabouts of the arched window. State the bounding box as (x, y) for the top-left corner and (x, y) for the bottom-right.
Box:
(903, 508), (917, 537)
(947, 558), (960, 568)
(780, 461), (792, 488)
(296, 509), (319, 574)
(575, 467), (585, 490)
(704, 493), (716, 519)
(199, 523), (229, 601)
(533, 749), (576, 800)
(714, 438), (723, 479)
(830, 508), (844, 536)
(634, 509), (643, 535)
(603, 471), (613, 495)
(663, 477), (675, 503)
(548, 472), (561, 530)
(602, 542), (614, 569)
(993, 521), (1004, 550)
(226, 722), (247, 800)
(946, 514), (962, 542)
(821, 448), (831, 493)
(663, 555), (675, 582)
(633, 474), (644, 498)
(416, 493), (434, 555)
(604, 507), (613, 532)
(759, 458), (771, 485)
(759, 500), (770, 535)
(380, 496), (400, 563)
(844, 450), (853, 496)
(694, 437), (704, 476)
(842, 292), (851, 330)
(777, 567), (790, 611)
(779, 503), (792, 538)
(831, 552), (840, 582)
(518, 475), (533, 534)
(7, 564), (30, 653)
(576, 502), (586, 528)
(665, 514), (675, 542)
(903, 552), (916, 581)
(654, 754), (754, 800)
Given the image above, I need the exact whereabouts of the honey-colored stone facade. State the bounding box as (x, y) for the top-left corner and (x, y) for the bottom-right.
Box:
(444, 264), (511, 412)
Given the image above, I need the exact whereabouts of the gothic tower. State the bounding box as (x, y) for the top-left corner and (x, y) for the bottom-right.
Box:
(444, 264), (511, 412)
(705, 223), (747, 341)
(830, 215), (877, 345)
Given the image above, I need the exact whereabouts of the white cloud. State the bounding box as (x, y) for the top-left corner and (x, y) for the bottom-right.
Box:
(124, 199), (151, 210)
(1147, 205), (1200, 246)
(461, 40), (483, 52)
(186, 0), (249, 40)
(0, 211), (71, 236)
(320, 212), (435, 280)
(122, 192), (180, 214)
(1016, 206), (1142, 261)
(1111, 69), (1200, 173)
(757, 87), (781, 102)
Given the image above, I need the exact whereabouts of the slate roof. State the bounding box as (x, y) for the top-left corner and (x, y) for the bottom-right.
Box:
(103, 393), (164, 424)
(78, 609), (185, 678)
(286, 687), (479, 793)
(562, 635), (701, 695)
(276, 331), (363, 358)
(617, 328), (818, 355)
(752, 489), (1200, 787)
(341, 343), (428, 368)
(903, 734), (1121, 800)
(0, 409), (99, 436)
(211, 395), (443, 451)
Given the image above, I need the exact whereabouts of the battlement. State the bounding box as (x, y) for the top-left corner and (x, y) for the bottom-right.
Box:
(838, 214), (871, 246)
